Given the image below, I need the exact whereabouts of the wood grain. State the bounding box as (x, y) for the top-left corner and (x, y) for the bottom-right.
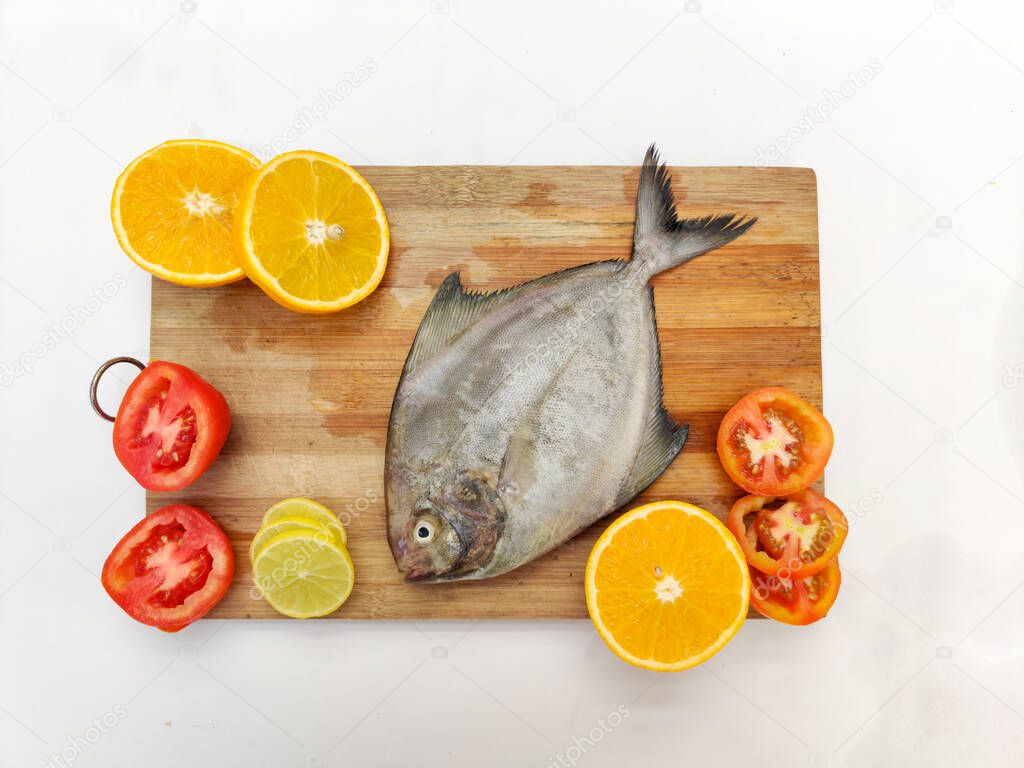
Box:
(148, 165), (821, 620)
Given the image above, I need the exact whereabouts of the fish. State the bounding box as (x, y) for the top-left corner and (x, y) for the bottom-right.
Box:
(385, 145), (756, 582)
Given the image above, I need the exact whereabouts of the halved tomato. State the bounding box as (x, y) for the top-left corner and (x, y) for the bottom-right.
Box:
(749, 556), (841, 625)
(726, 490), (847, 577)
(717, 387), (833, 496)
(102, 504), (234, 632)
(112, 361), (230, 492)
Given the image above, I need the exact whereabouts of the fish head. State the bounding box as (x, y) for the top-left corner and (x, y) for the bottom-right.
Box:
(387, 468), (505, 582)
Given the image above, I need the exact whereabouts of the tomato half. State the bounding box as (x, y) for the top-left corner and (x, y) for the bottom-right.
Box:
(112, 361), (230, 492)
(717, 387), (833, 496)
(102, 504), (234, 632)
(749, 556), (841, 625)
(726, 490), (847, 577)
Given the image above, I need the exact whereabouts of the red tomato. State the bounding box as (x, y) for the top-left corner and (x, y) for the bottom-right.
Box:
(749, 556), (841, 625)
(112, 361), (230, 492)
(726, 490), (847, 577)
(717, 387), (833, 496)
(102, 504), (234, 632)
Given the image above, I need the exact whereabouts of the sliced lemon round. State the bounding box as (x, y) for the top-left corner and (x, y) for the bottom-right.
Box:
(234, 150), (389, 313)
(252, 530), (355, 618)
(260, 498), (346, 545)
(248, 516), (345, 563)
(111, 139), (260, 286)
(585, 500), (750, 672)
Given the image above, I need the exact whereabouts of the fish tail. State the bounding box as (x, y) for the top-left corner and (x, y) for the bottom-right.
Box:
(631, 144), (756, 278)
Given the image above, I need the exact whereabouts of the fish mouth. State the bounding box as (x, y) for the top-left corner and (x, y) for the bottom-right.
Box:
(402, 567), (437, 583)
(393, 532), (458, 583)
(399, 545), (462, 583)
(402, 565), (472, 583)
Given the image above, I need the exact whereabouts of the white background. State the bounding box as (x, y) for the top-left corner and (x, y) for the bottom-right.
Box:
(2, 1), (1023, 766)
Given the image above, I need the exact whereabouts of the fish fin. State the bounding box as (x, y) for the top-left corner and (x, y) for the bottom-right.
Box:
(615, 412), (688, 509)
(498, 419), (538, 502)
(406, 262), (623, 371)
(614, 287), (688, 507)
(405, 272), (515, 370)
(632, 143), (756, 277)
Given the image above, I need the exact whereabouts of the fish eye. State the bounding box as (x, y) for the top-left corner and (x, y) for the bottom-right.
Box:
(413, 518), (436, 544)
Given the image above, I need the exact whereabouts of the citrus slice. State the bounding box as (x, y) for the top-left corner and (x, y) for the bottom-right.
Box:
(252, 530), (355, 618)
(111, 139), (260, 286)
(260, 498), (346, 546)
(234, 150), (389, 313)
(585, 501), (750, 672)
(248, 516), (344, 563)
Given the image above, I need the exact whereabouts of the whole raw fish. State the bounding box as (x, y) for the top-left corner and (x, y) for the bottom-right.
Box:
(386, 146), (755, 581)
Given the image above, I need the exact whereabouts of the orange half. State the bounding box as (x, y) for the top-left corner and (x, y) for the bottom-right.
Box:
(585, 501), (750, 672)
(111, 139), (260, 286)
(233, 150), (389, 314)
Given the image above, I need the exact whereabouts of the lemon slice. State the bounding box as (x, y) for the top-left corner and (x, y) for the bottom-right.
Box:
(248, 516), (344, 562)
(252, 531), (355, 618)
(234, 150), (389, 313)
(260, 498), (346, 545)
(111, 139), (260, 286)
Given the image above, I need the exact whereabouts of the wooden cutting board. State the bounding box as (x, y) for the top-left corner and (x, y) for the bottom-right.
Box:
(147, 165), (820, 620)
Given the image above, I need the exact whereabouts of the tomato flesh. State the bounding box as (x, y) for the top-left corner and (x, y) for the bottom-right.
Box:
(756, 499), (832, 561)
(113, 361), (230, 492)
(128, 381), (197, 471)
(749, 556), (841, 625)
(730, 407), (802, 486)
(717, 387), (833, 496)
(102, 504), (233, 632)
(727, 490), (847, 578)
(130, 522), (213, 606)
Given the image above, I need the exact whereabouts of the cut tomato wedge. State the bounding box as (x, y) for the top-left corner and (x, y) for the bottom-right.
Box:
(101, 504), (234, 632)
(749, 556), (841, 625)
(112, 361), (230, 492)
(726, 490), (847, 577)
(717, 387), (833, 495)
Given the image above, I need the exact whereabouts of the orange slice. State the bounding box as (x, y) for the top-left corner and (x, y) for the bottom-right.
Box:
(585, 501), (750, 672)
(111, 139), (260, 286)
(233, 150), (389, 314)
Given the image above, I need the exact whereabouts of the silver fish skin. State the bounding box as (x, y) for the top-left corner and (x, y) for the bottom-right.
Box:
(385, 145), (755, 582)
